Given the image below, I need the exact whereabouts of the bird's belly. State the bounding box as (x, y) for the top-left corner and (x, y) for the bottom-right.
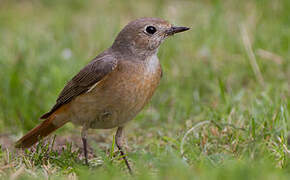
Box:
(68, 64), (161, 129)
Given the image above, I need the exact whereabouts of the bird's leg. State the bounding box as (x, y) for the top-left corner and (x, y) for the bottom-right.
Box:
(81, 127), (89, 165)
(115, 127), (132, 174)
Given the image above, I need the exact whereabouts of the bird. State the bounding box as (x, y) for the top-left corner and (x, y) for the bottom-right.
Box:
(15, 17), (189, 173)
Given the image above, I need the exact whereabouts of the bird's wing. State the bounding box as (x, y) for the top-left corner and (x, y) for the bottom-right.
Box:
(40, 53), (118, 119)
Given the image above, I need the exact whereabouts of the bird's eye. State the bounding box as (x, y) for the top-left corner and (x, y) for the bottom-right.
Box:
(145, 26), (157, 34)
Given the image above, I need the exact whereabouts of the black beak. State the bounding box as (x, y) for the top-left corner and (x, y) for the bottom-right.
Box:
(166, 26), (190, 36)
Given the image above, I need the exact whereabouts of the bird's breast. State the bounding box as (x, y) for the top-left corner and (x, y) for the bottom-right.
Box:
(109, 55), (162, 118)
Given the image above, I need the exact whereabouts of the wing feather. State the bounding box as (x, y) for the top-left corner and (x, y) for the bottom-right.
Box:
(40, 52), (118, 119)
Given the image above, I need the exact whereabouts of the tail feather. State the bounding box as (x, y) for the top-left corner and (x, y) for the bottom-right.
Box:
(15, 116), (68, 148)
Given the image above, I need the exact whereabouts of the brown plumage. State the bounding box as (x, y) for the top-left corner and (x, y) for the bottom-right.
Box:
(41, 54), (118, 119)
(15, 17), (189, 172)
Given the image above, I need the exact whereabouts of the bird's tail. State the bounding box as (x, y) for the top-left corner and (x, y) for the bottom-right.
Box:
(15, 116), (68, 148)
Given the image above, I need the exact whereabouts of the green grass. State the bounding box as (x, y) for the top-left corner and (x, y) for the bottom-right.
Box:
(0, 0), (289, 179)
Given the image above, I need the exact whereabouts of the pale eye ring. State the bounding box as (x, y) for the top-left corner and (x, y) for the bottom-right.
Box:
(145, 26), (157, 34)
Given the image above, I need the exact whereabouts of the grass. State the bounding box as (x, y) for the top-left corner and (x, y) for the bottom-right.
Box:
(0, 0), (289, 179)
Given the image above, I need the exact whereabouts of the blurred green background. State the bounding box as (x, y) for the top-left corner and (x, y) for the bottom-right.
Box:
(0, 0), (289, 179)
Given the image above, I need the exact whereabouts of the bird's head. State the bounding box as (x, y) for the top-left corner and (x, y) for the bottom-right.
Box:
(111, 17), (190, 59)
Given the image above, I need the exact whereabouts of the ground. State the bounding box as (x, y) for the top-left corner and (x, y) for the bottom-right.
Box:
(0, 0), (289, 179)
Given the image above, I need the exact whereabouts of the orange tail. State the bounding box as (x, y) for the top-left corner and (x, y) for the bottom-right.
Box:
(15, 116), (68, 148)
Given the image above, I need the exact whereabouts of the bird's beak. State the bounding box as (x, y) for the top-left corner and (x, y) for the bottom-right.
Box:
(166, 26), (190, 36)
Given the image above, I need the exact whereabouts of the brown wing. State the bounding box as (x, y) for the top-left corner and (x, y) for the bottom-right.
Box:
(40, 53), (118, 119)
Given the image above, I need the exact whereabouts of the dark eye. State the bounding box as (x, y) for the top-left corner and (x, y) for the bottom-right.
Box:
(145, 26), (157, 34)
